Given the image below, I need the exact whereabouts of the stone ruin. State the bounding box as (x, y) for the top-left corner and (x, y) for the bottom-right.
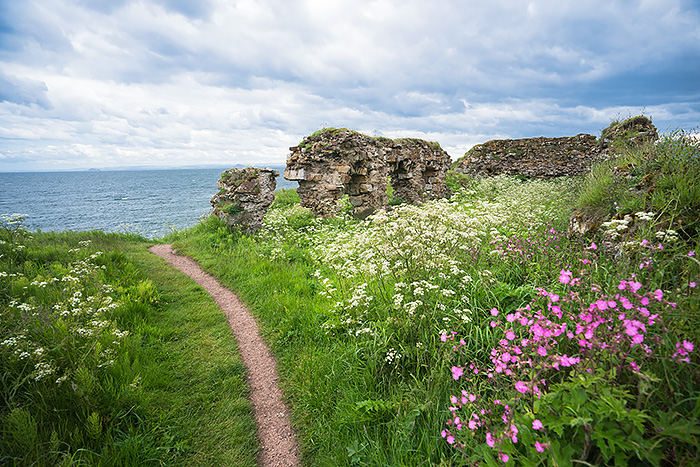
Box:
(453, 116), (660, 180)
(453, 134), (602, 179)
(284, 129), (452, 217)
(598, 115), (659, 152)
(210, 167), (278, 232)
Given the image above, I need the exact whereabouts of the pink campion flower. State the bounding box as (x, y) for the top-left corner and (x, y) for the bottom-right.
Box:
(447, 435), (455, 444)
(618, 280), (627, 290)
(491, 321), (498, 328)
(506, 330), (516, 340)
(683, 340), (695, 352)
(506, 313), (517, 322)
(499, 452), (510, 462)
(441, 429), (447, 438)
(468, 419), (478, 430)
(651, 289), (663, 301)
(630, 281), (643, 293)
(537, 346), (547, 356)
(451, 366), (464, 380)
(510, 424), (519, 443)
(491, 308), (499, 316)
(595, 299), (609, 310)
(587, 242), (597, 250)
(640, 297), (650, 306)
(630, 361), (639, 371)
(451, 395), (458, 404)
(549, 292), (560, 303)
(559, 269), (572, 284)
(689, 251), (696, 257)
(535, 441), (546, 452)
(486, 432), (495, 447)
(440, 333), (448, 342)
(691, 282), (697, 288)
(532, 419), (543, 430)
(515, 381), (528, 393)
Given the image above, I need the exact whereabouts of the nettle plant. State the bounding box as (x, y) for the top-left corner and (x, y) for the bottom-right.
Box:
(442, 243), (699, 466)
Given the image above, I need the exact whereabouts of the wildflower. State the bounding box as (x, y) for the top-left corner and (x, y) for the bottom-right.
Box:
(535, 441), (547, 452)
(559, 269), (572, 284)
(532, 419), (543, 430)
(515, 381), (528, 393)
(499, 452), (510, 462)
(486, 432), (495, 447)
(630, 361), (639, 371)
(451, 366), (464, 380)
(689, 251), (696, 257)
(491, 308), (499, 316)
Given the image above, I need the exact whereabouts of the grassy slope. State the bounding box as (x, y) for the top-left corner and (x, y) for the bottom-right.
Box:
(126, 242), (258, 467)
(0, 230), (258, 466)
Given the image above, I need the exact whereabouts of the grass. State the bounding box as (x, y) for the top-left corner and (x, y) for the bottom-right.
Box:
(3, 118), (699, 466)
(0, 223), (257, 466)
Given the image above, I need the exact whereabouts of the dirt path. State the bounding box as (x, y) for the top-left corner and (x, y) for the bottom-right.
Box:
(149, 244), (301, 467)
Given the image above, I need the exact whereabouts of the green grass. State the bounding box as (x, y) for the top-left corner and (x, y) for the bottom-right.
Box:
(0, 223), (257, 466)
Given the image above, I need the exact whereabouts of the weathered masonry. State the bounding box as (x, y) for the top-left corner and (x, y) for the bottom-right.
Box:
(284, 129), (452, 217)
(210, 167), (278, 232)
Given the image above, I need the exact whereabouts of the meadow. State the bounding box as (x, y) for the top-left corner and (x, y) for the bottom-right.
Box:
(2, 124), (699, 466)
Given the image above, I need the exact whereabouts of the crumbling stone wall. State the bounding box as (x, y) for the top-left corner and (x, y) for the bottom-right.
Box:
(598, 115), (659, 153)
(453, 134), (602, 178)
(210, 167), (278, 232)
(284, 129), (451, 217)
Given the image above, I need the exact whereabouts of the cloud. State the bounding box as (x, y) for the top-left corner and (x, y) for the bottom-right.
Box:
(0, 72), (50, 108)
(0, 0), (699, 171)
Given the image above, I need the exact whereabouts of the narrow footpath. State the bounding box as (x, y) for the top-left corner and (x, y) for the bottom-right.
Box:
(149, 244), (301, 467)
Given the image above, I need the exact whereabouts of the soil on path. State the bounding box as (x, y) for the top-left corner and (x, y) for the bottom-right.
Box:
(149, 244), (301, 467)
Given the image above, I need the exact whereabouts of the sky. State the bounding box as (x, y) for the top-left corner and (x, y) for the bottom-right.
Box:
(1, 0), (699, 172)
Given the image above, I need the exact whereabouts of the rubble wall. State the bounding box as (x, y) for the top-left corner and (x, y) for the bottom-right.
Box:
(210, 167), (278, 232)
(284, 129), (452, 217)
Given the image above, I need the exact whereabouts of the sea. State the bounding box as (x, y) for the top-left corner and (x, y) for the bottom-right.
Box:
(0, 167), (296, 238)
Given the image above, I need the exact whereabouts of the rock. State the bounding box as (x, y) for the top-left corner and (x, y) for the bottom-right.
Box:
(598, 115), (659, 152)
(453, 134), (602, 179)
(284, 129), (452, 217)
(210, 167), (278, 233)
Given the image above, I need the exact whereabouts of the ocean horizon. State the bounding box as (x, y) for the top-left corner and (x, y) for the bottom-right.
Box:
(0, 166), (296, 238)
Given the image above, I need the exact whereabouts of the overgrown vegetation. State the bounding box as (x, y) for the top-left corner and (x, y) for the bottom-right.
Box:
(169, 124), (698, 466)
(0, 217), (257, 466)
(3, 118), (698, 466)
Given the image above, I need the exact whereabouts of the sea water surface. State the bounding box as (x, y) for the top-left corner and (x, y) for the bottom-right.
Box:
(0, 167), (296, 238)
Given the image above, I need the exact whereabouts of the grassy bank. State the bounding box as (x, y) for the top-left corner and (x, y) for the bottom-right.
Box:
(0, 221), (257, 466)
(170, 127), (699, 466)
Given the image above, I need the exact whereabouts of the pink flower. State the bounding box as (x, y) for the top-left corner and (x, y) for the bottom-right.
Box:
(630, 361), (639, 371)
(469, 393), (476, 402)
(499, 452), (510, 462)
(535, 441), (546, 452)
(515, 381), (528, 393)
(689, 251), (696, 257)
(690, 282), (697, 288)
(549, 293), (560, 303)
(491, 308), (499, 316)
(506, 330), (516, 340)
(447, 435), (455, 444)
(559, 270), (572, 284)
(486, 432), (495, 447)
(640, 297), (650, 306)
(532, 419), (543, 430)
(683, 340), (695, 352)
(451, 366), (464, 380)
(537, 346), (547, 356)
(490, 321), (498, 328)
(587, 242), (597, 250)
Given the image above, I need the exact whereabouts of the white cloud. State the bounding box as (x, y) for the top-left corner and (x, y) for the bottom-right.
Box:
(1, 0), (699, 170)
